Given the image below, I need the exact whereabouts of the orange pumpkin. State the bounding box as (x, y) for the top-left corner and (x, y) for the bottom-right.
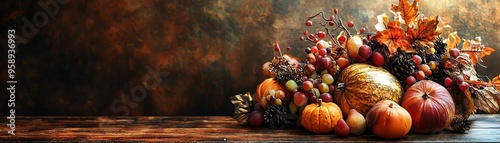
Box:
(366, 100), (412, 139)
(254, 78), (291, 103)
(301, 99), (343, 134)
(334, 63), (403, 116)
(402, 80), (455, 133)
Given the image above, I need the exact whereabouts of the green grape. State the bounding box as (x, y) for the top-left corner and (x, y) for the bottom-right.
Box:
(289, 102), (298, 114)
(321, 74), (334, 85)
(318, 83), (329, 93)
(285, 80), (298, 91)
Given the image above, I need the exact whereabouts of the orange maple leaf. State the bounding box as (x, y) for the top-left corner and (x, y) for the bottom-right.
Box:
(374, 26), (412, 55)
(390, 0), (419, 25)
(407, 16), (440, 43)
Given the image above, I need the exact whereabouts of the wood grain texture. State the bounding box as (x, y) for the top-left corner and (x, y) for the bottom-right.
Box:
(1, 115), (500, 142)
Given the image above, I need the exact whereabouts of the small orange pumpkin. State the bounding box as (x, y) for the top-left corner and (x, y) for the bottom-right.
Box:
(301, 99), (343, 134)
(366, 100), (412, 139)
(254, 78), (291, 103)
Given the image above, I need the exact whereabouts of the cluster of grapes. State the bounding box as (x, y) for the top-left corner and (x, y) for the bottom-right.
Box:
(260, 89), (286, 108)
(442, 48), (470, 91)
(404, 54), (439, 88)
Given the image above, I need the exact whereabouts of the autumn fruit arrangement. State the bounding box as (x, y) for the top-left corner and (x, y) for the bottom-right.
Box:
(230, 0), (500, 139)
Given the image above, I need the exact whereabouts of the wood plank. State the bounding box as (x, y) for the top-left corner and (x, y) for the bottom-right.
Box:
(1, 115), (499, 142)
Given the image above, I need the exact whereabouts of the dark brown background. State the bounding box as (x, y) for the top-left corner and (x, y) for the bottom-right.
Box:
(1, 0), (499, 116)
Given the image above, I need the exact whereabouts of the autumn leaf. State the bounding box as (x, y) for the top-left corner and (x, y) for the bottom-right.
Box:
(374, 27), (412, 55)
(472, 86), (500, 114)
(492, 74), (500, 91)
(461, 37), (496, 65)
(390, 0), (419, 25)
(407, 16), (440, 43)
(445, 31), (461, 50)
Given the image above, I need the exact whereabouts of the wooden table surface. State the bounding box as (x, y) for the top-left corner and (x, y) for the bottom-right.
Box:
(1, 115), (499, 142)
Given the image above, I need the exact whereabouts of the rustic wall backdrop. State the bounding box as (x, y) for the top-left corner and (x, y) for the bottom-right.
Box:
(1, 0), (499, 116)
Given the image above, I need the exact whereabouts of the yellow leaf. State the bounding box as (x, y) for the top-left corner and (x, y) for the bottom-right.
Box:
(390, 0), (419, 25)
(445, 31), (461, 50)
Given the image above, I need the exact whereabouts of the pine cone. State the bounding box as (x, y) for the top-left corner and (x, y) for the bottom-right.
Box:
(230, 92), (253, 124)
(264, 104), (297, 130)
(389, 49), (416, 85)
(412, 42), (439, 64)
(434, 36), (447, 57)
(450, 116), (471, 133)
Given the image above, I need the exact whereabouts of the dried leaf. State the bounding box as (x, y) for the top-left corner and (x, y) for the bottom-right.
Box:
(390, 0), (420, 25)
(472, 86), (500, 114)
(407, 16), (440, 43)
(461, 37), (496, 65)
(462, 89), (476, 118)
(374, 13), (390, 31)
(493, 74), (500, 91)
(456, 54), (478, 81)
(374, 25), (412, 55)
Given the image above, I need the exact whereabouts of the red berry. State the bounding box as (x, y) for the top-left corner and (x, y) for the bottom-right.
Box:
(303, 30), (308, 35)
(306, 20), (313, 26)
(318, 31), (326, 39)
(274, 43), (280, 52)
(333, 8), (338, 14)
(329, 21), (334, 26)
(314, 38), (319, 43)
(450, 48), (460, 58)
(358, 45), (372, 59)
(347, 21), (354, 27)
(286, 46), (291, 51)
(300, 36), (304, 41)
(406, 76), (417, 85)
(412, 55), (422, 66)
(456, 75), (465, 84)
(360, 27), (366, 34)
(338, 35), (347, 44)
(444, 77), (453, 87)
(311, 46), (318, 54)
(308, 34), (315, 40)
(319, 48), (327, 56)
(459, 82), (470, 91)
(444, 60), (453, 69)
(371, 52), (384, 66)
(330, 15), (335, 21)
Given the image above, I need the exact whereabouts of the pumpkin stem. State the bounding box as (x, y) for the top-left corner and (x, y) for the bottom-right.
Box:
(337, 83), (345, 91)
(389, 102), (393, 108)
(318, 98), (322, 107)
(422, 92), (431, 99)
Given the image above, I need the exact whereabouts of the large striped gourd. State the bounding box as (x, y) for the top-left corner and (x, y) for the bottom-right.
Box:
(334, 63), (403, 116)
